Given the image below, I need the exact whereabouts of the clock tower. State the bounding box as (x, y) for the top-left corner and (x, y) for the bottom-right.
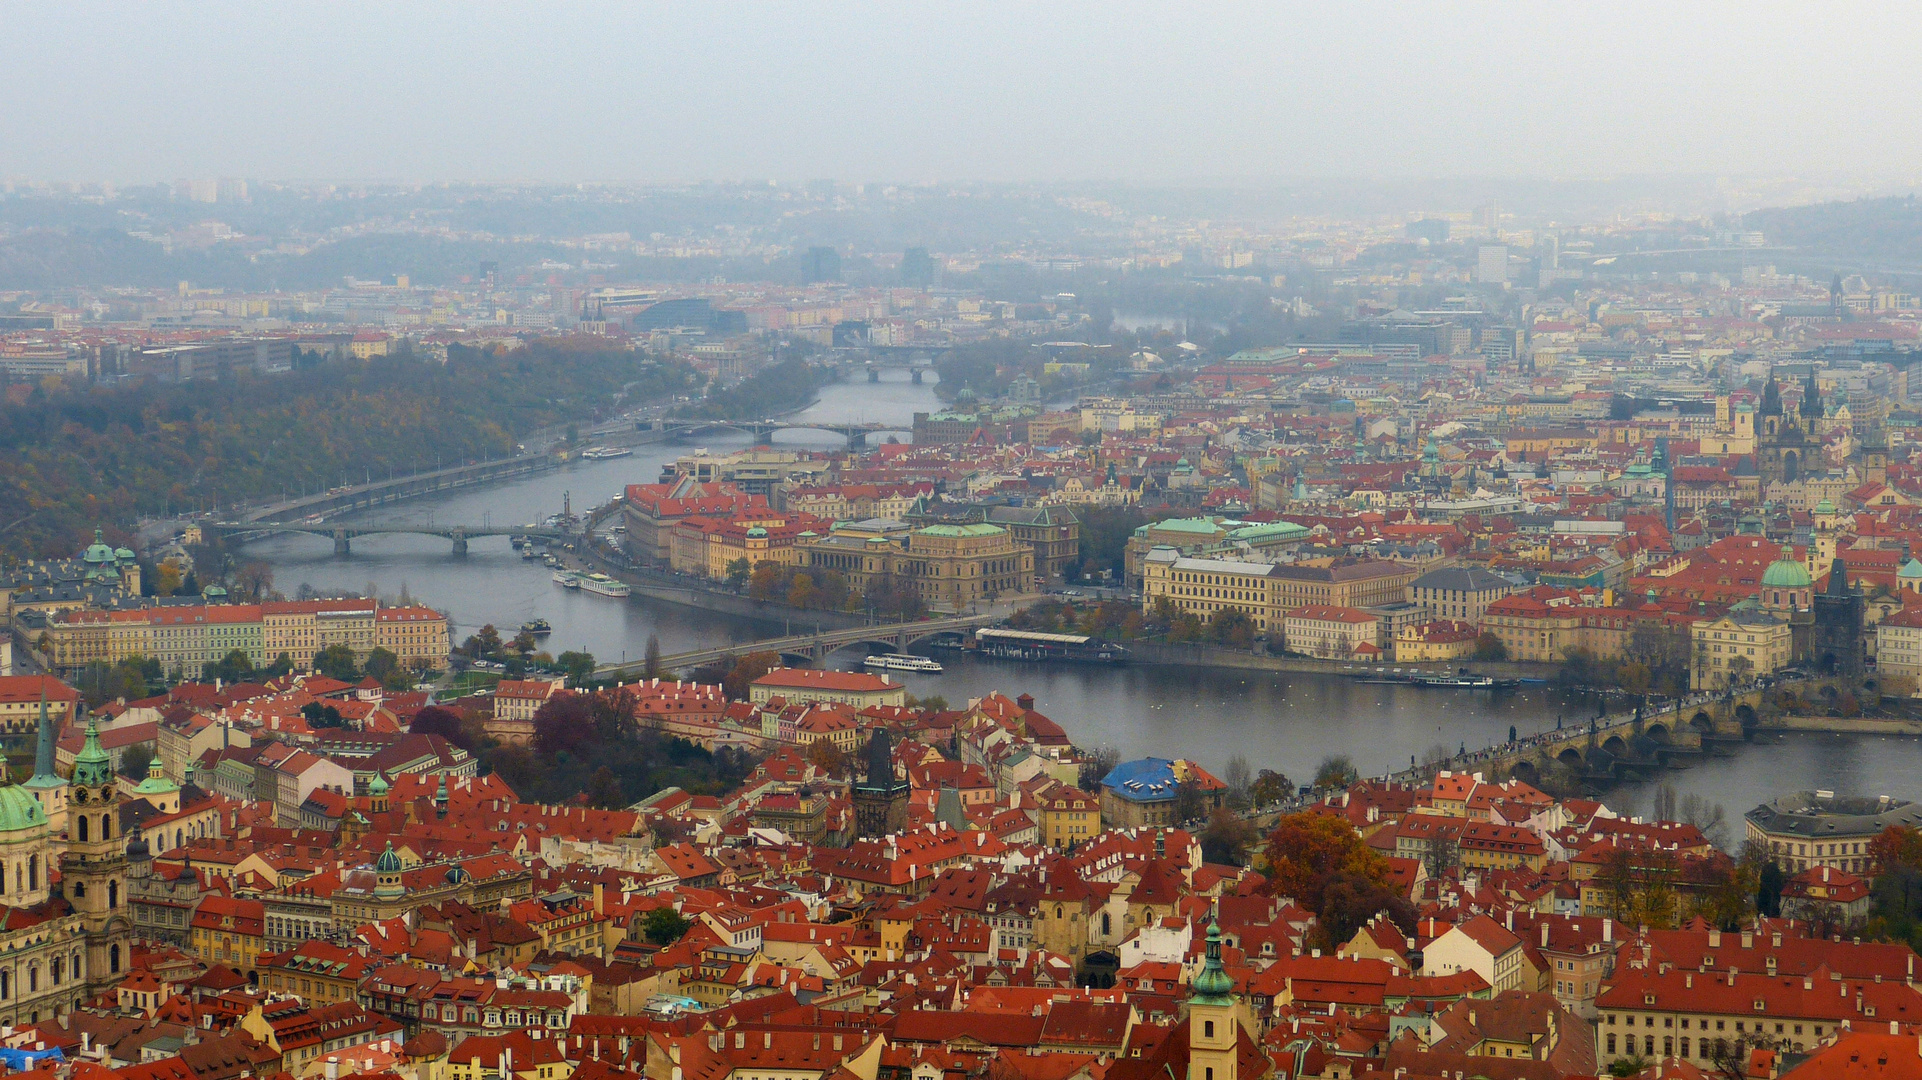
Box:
(63, 719), (131, 993)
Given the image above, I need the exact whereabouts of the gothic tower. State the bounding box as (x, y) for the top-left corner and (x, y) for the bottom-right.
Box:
(1813, 559), (1866, 678)
(65, 719), (131, 994)
(1187, 912), (1241, 1080)
(851, 728), (910, 839)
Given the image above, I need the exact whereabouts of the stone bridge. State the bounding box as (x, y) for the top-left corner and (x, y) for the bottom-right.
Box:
(1385, 678), (1856, 789)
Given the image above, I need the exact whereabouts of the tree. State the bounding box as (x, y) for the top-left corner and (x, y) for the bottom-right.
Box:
(300, 702), (346, 728)
(725, 558), (751, 589)
(787, 572), (817, 609)
(203, 648), (254, 685)
(463, 624), (504, 659)
(1472, 631), (1508, 661)
(234, 560), (275, 602)
(807, 737), (848, 777)
(363, 647), (400, 683)
(557, 650), (597, 685)
(1756, 858), (1786, 918)
(1198, 807), (1259, 866)
(533, 693), (595, 758)
(154, 562), (183, 597)
(720, 652), (778, 701)
(1679, 792), (1729, 849)
(641, 906), (692, 946)
(1249, 769), (1293, 807)
(1079, 745), (1120, 791)
(585, 765), (624, 809)
(313, 644), (358, 681)
(1423, 829), (1461, 881)
(1707, 1033), (1779, 1080)
(409, 705), (474, 749)
(1172, 778), (1208, 824)
(1222, 755), (1252, 808)
(1208, 609), (1256, 649)
(1313, 755), (1359, 790)
(119, 741), (157, 781)
(1261, 813), (1412, 947)
(263, 652), (295, 679)
(642, 634), (662, 679)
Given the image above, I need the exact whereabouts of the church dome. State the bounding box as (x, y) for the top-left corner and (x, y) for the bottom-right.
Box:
(1815, 499), (1837, 515)
(375, 840), (404, 873)
(1761, 547), (1812, 588)
(0, 782), (47, 834)
(132, 759), (180, 799)
(368, 772), (390, 797)
(82, 528), (115, 565)
(1900, 559), (1922, 581)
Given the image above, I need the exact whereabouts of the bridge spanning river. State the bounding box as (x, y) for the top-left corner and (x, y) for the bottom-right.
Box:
(595, 612), (999, 680)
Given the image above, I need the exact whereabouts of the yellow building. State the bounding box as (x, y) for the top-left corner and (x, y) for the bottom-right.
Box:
(1140, 549), (1415, 636)
(798, 520), (1032, 611)
(1690, 604), (1792, 690)
(1393, 620), (1479, 663)
(48, 599), (447, 674)
(1036, 782), (1100, 850)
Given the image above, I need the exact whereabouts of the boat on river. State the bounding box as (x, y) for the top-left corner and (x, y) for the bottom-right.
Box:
(520, 618), (552, 635)
(973, 627), (1128, 664)
(863, 653), (943, 673)
(553, 571), (581, 588)
(577, 572), (632, 598)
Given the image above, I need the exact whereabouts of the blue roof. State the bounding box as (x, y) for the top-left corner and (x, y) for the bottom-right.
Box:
(1101, 757), (1182, 804)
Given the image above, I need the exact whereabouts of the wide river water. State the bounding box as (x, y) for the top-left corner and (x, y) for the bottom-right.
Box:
(241, 370), (1922, 825)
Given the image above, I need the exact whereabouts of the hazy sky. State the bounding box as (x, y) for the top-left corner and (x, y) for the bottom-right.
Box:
(7, 1), (1919, 185)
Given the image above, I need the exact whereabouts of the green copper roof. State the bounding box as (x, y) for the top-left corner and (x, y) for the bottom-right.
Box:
(0, 784), (46, 834)
(915, 523), (1005, 538)
(1189, 915), (1236, 1005)
(1760, 546), (1812, 589)
(71, 719), (114, 788)
(131, 758), (179, 798)
(368, 772), (390, 797)
(1901, 558), (1922, 580)
(376, 840), (404, 873)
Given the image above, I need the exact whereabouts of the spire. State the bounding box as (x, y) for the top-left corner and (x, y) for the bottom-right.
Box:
(31, 683), (57, 782)
(1190, 905), (1236, 1005)
(72, 717), (113, 788)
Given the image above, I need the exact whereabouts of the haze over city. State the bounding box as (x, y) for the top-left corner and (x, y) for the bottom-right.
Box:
(7, 1), (1922, 191)
(8, 6), (1922, 1080)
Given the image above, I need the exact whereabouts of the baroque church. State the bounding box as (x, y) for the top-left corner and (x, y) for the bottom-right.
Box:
(0, 693), (132, 1027)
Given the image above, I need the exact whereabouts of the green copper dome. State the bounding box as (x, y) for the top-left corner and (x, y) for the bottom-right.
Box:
(0, 783), (46, 834)
(1760, 546), (1812, 589)
(132, 758), (179, 799)
(1815, 499), (1836, 515)
(368, 772), (390, 797)
(375, 840), (404, 873)
(1901, 559), (1922, 581)
(83, 528), (115, 564)
(1189, 916), (1236, 1005)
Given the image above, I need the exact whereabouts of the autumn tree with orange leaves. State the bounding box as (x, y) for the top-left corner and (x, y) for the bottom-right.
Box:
(1261, 812), (1414, 950)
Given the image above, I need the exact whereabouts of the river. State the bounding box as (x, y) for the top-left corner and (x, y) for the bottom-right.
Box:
(241, 369), (1922, 826)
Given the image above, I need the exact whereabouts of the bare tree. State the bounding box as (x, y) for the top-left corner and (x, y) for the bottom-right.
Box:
(1223, 755), (1251, 808)
(1679, 792), (1730, 849)
(1652, 782), (1679, 824)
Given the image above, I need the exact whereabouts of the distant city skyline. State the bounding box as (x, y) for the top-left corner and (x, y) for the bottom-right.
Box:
(8, 2), (1922, 188)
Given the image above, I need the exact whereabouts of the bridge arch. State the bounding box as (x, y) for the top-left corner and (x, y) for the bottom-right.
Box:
(1735, 703), (1757, 727)
(1509, 760), (1540, 786)
(1602, 734), (1629, 757)
(1645, 722), (1670, 743)
(1690, 710), (1714, 732)
(1557, 747), (1584, 767)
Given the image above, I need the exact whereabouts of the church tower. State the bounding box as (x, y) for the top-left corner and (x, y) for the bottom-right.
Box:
(21, 687), (69, 832)
(851, 728), (910, 838)
(65, 719), (131, 994)
(1187, 913), (1241, 1080)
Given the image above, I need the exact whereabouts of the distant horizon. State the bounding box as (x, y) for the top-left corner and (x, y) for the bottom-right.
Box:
(8, 3), (1922, 187)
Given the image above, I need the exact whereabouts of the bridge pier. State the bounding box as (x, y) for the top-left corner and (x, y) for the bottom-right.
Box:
(846, 431), (868, 449)
(333, 530), (351, 557)
(911, 369), (923, 384)
(868, 368), (880, 383)
(451, 530), (468, 556)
